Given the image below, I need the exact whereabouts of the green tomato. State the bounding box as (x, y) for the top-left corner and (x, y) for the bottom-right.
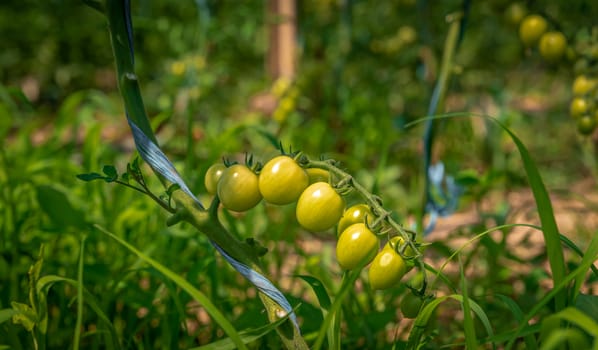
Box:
(539, 31), (567, 62)
(296, 182), (345, 232)
(577, 115), (596, 136)
(519, 14), (547, 47)
(336, 223), (379, 270)
(400, 292), (423, 319)
(217, 164), (262, 212)
(306, 168), (330, 184)
(504, 2), (527, 26)
(368, 245), (407, 289)
(337, 204), (374, 235)
(258, 155), (309, 205)
(204, 163), (226, 195)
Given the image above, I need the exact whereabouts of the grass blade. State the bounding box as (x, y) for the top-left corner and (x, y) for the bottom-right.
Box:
(459, 257), (478, 350)
(94, 225), (248, 350)
(312, 269), (361, 350)
(73, 236), (85, 350)
(493, 119), (567, 312)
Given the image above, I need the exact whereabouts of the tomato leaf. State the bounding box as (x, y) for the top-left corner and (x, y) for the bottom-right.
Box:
(296, 275), (332, 310)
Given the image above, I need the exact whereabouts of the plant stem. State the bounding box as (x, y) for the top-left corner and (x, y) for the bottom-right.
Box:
(103, 1), (308, 348)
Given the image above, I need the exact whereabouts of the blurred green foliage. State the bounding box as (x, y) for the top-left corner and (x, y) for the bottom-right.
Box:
(1, 0), (597, 348)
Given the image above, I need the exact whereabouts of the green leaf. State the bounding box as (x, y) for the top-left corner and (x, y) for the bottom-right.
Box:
(94, 224), (247, 350)
(0, 309), (18, 325)
(36, 185), (87, 229)
(76, 172), (106, 182)
(102, 165), (118, 182)
(296, 275), (332, 310)
(10, 302), (36, 332)
(575, 293), (598, 324)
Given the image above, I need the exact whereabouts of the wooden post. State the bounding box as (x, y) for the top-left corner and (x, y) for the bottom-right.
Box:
(267, 0), (296, 79)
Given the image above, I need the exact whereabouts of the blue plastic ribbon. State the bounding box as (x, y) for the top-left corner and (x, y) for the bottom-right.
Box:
(128, 119), (203, 209)
(212, 242), (299, 329)
(424, 162), (462, 234)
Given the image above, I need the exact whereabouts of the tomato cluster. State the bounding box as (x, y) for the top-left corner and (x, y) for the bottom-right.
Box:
(335, 204), (414, 290)
(570, 74), (598, 135)
(518, 13), (567, 63)
(204, 153), (419, 291)
(514, 9), (598, 136)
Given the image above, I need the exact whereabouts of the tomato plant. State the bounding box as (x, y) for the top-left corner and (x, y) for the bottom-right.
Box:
(258, 155), (309, 205)
(217, 164), (262, 212)
(296, 182), (345, 232)
(336, 223), (379, 270)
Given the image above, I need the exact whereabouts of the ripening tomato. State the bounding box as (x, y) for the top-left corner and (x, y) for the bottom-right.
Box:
(570, 97), (590, 119)
(306, 168), (330, 184)
(368, 244), (407, 290)
(572, 75), (597, 96)
(337, 204), (374, 236)
(217, 164), (262, 212)
(336, 223), (379, 270)
(385, 236), (416, 257)
(296, 182), (345, 232)
(538, 31), (567, 62)
(258, 155), (309, 205)
(519, 14), (547, 47)
(204, 163), (226, 195)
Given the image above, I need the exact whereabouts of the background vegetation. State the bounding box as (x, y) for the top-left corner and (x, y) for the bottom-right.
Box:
(1, 0), (597, 349)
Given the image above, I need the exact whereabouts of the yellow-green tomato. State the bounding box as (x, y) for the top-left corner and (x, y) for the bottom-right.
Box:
(368, 245), (407, 290)
(538, 31), (567, 62)
(204, 163), (226, 195)
(386, 236), (416, 257)
(570, 97), (590, 119)
(306, 168), (330, 184)
(296, 182), (345, 232)
(337, 204), (374, 235)
(258, 155), (309, 205)
(519, 14), (547, 47)
(217, 164), (262, 212)
(572, 75), (597, 96)
(336, 223), (379, 270)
